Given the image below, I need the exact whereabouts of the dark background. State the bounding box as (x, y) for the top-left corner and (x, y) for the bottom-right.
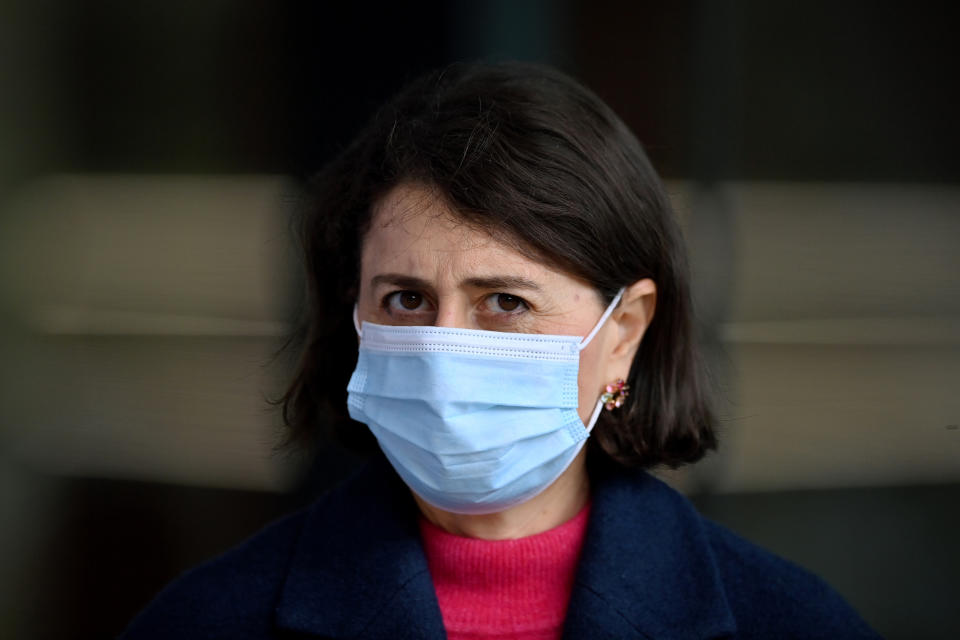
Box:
(11, 1), (957, 182)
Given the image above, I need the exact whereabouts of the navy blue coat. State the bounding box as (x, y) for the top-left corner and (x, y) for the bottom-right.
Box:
(121, 455), (880, 639)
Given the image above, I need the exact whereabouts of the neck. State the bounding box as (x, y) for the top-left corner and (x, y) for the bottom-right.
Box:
(413, 449), (590, 540)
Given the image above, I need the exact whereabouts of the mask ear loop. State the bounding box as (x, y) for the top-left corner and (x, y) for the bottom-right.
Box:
(585, 397), (605, 433)
(578, 287), (626, 351)
(579, 286), (627, 434)
(352, 304), (362, 337)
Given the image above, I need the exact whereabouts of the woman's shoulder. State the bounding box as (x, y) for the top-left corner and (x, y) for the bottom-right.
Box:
(119, 457), (424, 640)
(120, 508), (309, 640)
(700, 517), (880, 638)
(585, 466), (880, 638)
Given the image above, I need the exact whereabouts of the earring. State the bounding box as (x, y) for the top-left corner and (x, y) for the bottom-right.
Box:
(601, 378), (629, 411)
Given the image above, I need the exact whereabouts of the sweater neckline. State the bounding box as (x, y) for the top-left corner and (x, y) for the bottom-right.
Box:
(418, 502), (591, 637)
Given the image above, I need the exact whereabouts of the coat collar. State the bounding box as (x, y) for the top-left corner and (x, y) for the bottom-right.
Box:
(275, 456), (446, 639)
(275, 455), (735, 639)
(562, 464), (736, 639)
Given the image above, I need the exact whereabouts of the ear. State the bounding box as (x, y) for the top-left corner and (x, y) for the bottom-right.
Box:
(606, 278), (657, 379)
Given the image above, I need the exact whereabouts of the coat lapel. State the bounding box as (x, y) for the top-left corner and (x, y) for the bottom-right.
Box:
(275, 457), (446, 639)
(563, 467), (736, 640)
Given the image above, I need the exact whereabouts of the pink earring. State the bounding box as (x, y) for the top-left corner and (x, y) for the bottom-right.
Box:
(601, 378), (629, 411)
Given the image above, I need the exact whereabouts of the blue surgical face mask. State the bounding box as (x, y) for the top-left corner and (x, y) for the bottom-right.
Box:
(346, 288), (625, 515)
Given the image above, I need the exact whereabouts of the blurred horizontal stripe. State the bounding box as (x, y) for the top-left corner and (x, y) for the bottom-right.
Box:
(28, 305), (289, 337)
(721, 316), (960, 345)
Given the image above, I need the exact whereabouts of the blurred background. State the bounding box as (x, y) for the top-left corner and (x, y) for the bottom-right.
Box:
(0, 1), (957, 638)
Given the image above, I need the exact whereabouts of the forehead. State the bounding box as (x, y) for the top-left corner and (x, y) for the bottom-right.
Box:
(361, 183), (551, 281)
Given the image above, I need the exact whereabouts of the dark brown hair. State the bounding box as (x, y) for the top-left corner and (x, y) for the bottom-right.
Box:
(281, 61), (716, 469)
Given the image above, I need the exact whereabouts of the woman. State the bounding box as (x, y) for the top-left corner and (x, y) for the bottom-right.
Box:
(122, 63), (878, 639)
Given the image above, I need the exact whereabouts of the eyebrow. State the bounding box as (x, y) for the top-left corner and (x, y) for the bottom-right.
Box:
(369, 273), (542, 292)
(462, 276), (541, 291)
(370, 274), (433, 290)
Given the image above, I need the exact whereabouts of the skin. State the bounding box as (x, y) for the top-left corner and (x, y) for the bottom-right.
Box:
(357, 183), (656, 540)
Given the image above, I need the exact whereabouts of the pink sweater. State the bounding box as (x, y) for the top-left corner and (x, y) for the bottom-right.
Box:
(418, 504), (591, 640)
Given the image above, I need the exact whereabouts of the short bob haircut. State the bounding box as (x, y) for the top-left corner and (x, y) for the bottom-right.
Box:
(281, 62), (716, 469)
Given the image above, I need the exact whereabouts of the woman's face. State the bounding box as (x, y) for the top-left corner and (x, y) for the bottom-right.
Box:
(356, 182), (623, 425)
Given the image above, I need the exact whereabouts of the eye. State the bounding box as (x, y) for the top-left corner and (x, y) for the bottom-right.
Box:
(385, 291), (428, 311)
(399, 292), (423, 310)
(487, 293), (527, 313)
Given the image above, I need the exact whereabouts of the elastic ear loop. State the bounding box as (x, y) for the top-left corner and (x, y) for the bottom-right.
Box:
(578, 287), (625, 350)
(352, 304), (362, 337)
(579, 286), (627, 434)
(585, 397), (605, 433)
